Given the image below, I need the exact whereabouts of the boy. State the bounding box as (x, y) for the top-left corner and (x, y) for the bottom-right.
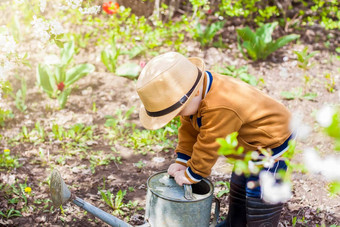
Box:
(136, 52), (292, 227)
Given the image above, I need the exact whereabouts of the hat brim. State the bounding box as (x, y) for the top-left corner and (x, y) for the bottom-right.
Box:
(139, 57), (205, 130)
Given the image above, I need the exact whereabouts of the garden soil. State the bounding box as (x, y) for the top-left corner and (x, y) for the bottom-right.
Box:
(1, 26), (340, 226)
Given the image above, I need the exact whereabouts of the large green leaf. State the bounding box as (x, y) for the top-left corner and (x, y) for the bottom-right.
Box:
(65, 64), (95, 86)
(101, 50), (113, 72)
(237, 26), (257, 44)
(60, 41), (75, 66)
(256, 22), (277, 44)
(263, 34), (300, 59)
(55, 65), (66, 83)
(242, 41), (258, 61)
(58, 88), (72, 109)
(36, 64), (55, 97)
(116, 63), (141, 79)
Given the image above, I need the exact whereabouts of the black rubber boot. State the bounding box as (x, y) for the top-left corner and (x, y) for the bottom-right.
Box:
(216, 182), (247, 227)
(246, 197), (283, 227)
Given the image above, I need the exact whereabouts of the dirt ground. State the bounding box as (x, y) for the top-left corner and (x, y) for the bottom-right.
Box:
(1, 22), (340, 227)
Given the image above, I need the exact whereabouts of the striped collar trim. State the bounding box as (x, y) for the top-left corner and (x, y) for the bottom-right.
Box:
(204, 71), (213, 98)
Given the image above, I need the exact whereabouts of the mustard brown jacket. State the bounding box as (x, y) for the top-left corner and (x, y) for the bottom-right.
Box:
(175, 71), (292, 183)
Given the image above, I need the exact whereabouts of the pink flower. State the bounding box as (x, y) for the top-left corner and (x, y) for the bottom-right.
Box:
(140, 61), (146, 68)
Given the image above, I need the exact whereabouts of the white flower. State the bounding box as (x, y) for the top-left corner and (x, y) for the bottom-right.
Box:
(289, 112), (311, 140)
(0, 30), (17, 54)
(31, 15), (50, 42)
(263, 158), (275, 168)
(79, 6), (101, 15)
(303, 148), (340, 181)
(31, 16), (64, 43)
(65, 0), (83, 9)
(49, 20), (64, 36)
(260, 171), (292, 204)
(248, 161), (259, 174)
(40, 0), (46, 12)
(316, 105), (335, 127)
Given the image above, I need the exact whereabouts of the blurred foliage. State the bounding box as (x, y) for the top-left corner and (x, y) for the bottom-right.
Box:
(217, 0), (339, 29)
(237, 22), (300, 61)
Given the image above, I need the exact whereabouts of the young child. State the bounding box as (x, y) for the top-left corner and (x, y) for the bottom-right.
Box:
(136, 52), (292, 227)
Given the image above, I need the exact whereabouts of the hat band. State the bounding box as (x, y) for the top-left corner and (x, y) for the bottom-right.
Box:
(146, 69), (203, 117)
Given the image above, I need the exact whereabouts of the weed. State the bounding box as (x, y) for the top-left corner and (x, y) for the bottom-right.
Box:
(0, 208), (22, 219)
(12, 74), (27, 112)
(89, 151), (122, 173)
(133, 160), (146, 169)
(104, 107), (136, 141)
(324, 73), (336, 93)
(237, 22), (299, 61)
(0, 149), (21, 170)
(100, 189), (127, 215)
(293, 46), (319, 71)
(215, 181), (230, 198)
(192, 21), (225, 47)
(101, 37), (120, 73)
(281, 87), (318, 101)
(216, 65), (258, 86)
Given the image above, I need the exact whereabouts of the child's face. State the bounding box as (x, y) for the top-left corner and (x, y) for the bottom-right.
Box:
(178, 82), (203, 117)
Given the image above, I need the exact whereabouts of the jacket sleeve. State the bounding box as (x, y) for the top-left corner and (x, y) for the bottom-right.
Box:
(175, 116), (199, 166)
(185, 108), (243, 183)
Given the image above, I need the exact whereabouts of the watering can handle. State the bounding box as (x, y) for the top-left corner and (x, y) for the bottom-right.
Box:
(210, 197), (220, 227)
(183, 184), (195, 200)
(168, 175), (195, 200)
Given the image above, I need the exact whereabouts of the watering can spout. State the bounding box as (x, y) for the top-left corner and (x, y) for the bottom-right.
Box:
(50, 169), (147, 227)
(50, 169), (72, 207)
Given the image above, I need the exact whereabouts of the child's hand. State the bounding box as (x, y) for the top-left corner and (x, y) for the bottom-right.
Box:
(174, 170), (192, 186)
(168, 163), (187, 177)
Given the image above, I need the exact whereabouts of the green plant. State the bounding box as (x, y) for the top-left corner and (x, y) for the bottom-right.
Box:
(36, 40), (95, 109)
(237, 22), (300, 61)
(128, 118), (180, 154)
(12, 75), (27, 112)
(192, 21), (225, 47)
(89, 151), (122, 173)
(324, 73), (336, 93)
(0, 208), (22, 219)
(101, 37), (120, 73)
(0, 149), (21, 170)
(280, 87), (317, 101)
(0, 80), (14, 127)
(100, 189), (127, 215)
(121, 45), (146, 59)
(51, 123), (65, 141)
(134, 160), (146, 169)
(293, 46), (319, 71)
(115, 62), (142, 79)
(215, 181), (230, 198)
(216, 65), (258, 86)
(104, 107), (136, 141)
(336, 47), (340, 61)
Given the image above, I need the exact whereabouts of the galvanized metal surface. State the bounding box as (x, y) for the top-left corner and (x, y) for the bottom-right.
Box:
(145, 171), (220, 227)
(50, 169), (71, 207)
(50, 170), (138, 227)
(73, 197), (132, 227)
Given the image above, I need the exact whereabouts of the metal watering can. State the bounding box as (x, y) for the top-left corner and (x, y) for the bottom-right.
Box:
(50, 170), (220, 227)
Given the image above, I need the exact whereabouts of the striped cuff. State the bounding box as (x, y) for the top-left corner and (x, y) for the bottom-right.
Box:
(176, 152), (191, 166)
(185, 167), (203, 183)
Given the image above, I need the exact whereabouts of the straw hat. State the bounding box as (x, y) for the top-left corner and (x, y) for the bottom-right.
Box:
(136, 52), (205, 130)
